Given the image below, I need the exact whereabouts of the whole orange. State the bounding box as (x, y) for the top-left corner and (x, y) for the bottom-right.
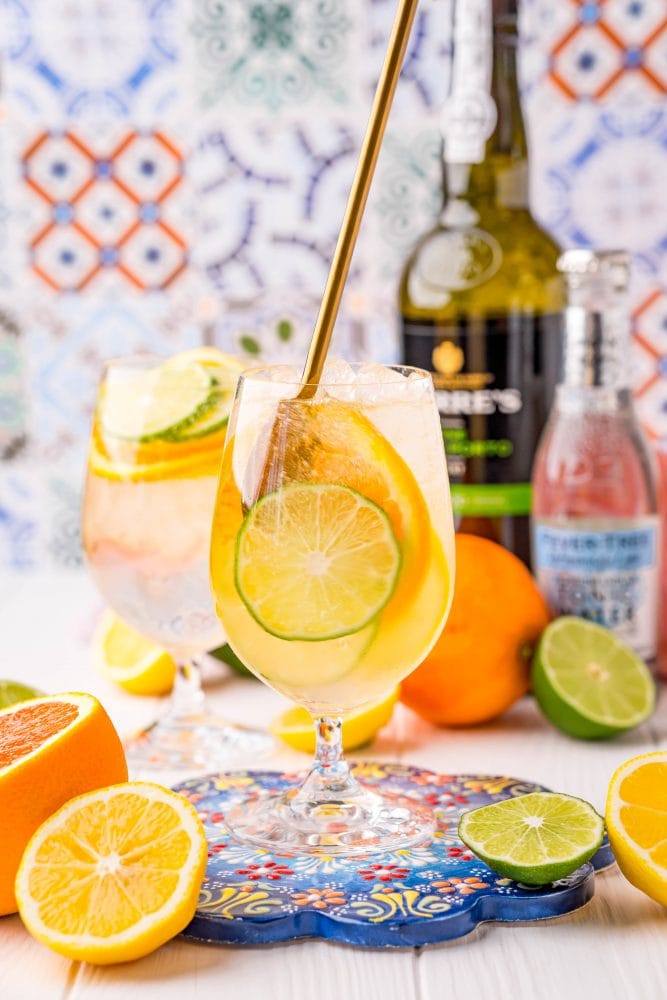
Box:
(0, 692), (128, 915)
(401, 534), (550, 726)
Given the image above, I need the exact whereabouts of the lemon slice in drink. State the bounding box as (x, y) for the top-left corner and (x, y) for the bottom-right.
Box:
(459, 791), (604, 885)
(101, 362), (216, 442)
(532, 617), (655, 740)
(235, 482), (401, 641)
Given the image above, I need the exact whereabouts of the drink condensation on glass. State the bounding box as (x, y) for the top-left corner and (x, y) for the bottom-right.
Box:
(210, 361), (455, 854)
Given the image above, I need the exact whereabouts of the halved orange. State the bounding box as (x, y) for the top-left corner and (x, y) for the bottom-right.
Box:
(16, 782), (207, 965)
(0, 692), (127, 915)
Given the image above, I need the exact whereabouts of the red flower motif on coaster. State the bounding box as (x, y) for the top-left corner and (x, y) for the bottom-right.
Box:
(433, 877), (490, 896)
(23, 130), (187, 292)
(235, 861), (295, 881)
(447, 846), (473, 862)
(357, 863), (410, 882)
(292, 888), (347, 909)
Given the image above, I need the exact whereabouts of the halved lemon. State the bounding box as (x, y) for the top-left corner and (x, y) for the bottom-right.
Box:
(93, 612), (176, 696)
(606, 751), (667, 906)
(235, 482), (402, 641)
(15, 782), (207, 965)
(271, 687), (399, 752)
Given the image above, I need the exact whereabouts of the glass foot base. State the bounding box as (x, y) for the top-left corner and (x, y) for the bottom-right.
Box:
(124, 713), (272, 774)
(226, 783), (435, 856)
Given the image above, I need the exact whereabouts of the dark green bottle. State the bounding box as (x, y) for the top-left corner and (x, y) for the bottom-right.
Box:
(399, 0), (562, 566)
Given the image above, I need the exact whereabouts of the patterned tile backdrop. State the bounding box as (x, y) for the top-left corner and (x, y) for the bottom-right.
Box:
(0, 0), (665, 569)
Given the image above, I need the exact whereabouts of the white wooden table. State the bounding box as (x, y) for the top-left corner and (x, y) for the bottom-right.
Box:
(1, 572), (666, 1000)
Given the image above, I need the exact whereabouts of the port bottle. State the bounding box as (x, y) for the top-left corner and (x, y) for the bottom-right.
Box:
(399, 0), (562, 565)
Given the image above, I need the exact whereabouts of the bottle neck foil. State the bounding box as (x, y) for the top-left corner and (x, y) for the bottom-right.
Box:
(562, 305), (629, 389)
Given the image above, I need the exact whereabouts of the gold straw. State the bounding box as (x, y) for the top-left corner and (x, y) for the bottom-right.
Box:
(298, 0), (419, 399)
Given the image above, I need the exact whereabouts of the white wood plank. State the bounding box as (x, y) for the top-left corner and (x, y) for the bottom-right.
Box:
(417, 869), (667, 1000)
(0, 915), (77, 1000)
(4, 571), (667, 1000)
(72, 938), (419, 1000)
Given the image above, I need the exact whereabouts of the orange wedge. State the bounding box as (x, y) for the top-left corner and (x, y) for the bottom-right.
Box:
(0, 692), (127, 915)
(16, 782), (207, 964)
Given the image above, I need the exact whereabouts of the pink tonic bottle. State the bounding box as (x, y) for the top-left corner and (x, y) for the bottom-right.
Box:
(532, 250), (659, 665)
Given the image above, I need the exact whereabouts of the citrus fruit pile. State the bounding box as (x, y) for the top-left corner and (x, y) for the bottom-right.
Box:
(0, 692), (127, 915)
(0, 687), (209, 965)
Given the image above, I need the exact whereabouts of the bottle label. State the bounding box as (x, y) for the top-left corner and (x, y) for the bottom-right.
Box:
(534, 521), (660, 660)
(452, 483), (532, 517)
(441, 0), (496, 164)
(401, 314), (563, 512)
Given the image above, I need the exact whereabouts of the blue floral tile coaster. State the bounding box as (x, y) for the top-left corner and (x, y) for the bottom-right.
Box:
(174, 764), (612, 948)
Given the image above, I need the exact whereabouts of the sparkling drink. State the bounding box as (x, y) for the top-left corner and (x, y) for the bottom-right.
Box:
(82, 351), (269, 771)
(210, 362), (455, 853)
(84, 472), (222, 660)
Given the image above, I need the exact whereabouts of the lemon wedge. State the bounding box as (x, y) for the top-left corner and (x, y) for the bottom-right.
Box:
(271, 687), (399, 753)
(94, 611), (176, 696)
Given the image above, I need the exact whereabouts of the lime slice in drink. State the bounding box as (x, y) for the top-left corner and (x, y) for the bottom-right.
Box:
(101, 362), (216, 442)
(0, 680), (42, 709)
(163, 385), (233, 441)
(235, 482), (401, 641)
(459, 791), (604, 885)
(532, 617), (655, 740)
(163, 352), (244, 441)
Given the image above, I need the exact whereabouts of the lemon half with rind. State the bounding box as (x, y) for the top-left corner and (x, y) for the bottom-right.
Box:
(15, 782), (207, 965)
(606, 751), (667, 906)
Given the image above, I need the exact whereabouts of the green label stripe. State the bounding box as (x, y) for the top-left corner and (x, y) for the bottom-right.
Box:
(451, 483), (532, 517)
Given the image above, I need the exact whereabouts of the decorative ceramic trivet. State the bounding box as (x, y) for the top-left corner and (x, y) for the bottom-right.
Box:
(175, 765), (613, 948)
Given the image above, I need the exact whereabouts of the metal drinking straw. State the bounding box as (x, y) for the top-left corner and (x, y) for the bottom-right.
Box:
(297, 0), (419, 399)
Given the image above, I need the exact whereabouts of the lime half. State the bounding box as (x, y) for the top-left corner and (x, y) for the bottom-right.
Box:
(0, 680), (42, 709)
(101, 363), (216, 442)
(533, 617), (655, 740)
(234, 482), (401, 641)
(459, 791), (604, 885)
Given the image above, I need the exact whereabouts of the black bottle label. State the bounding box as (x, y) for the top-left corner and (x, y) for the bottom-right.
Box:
(402, 313), (562, 519)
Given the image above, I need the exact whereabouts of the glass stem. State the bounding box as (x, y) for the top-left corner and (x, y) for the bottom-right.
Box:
(294, 716), (364, 805)
(167, 657), (207, 720)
